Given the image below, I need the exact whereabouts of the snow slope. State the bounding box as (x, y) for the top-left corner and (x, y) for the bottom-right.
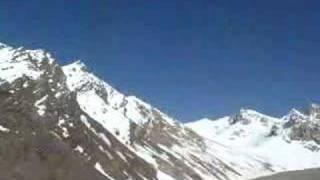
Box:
(186, 108), (320, 172)
(62, 61), (175, 145)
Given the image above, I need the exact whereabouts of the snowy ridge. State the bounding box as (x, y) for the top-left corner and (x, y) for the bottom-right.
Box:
(63, 60), (125, 108)
(62, 61), (176, 144)
(238, 109), (281, 123)
(0, 43), (55, 84)
(186, 109), (281, 146)
(63, 61), (132, 144)
(187, 107), (320, 173)
(282, 108), (307, 123)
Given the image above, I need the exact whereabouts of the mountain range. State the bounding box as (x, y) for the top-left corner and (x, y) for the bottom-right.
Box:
(0, 42), (319, 180)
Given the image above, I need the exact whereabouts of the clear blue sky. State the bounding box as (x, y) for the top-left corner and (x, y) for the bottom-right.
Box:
(1, 0), (319, 121)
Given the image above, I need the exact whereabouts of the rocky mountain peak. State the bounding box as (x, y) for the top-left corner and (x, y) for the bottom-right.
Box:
(229, 108), (277, 125)
(284, 108), (306, 122)
(282, 107), (320, 144)
(62, 60), (119, 96)
(283, 107), (320, 129)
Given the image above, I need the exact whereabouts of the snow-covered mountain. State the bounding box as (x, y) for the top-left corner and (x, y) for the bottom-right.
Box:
(186, 107), (320, 172)
(3, 42), (320, 180)
(0, 42), (283, 180)
(60, 56), (276, 180)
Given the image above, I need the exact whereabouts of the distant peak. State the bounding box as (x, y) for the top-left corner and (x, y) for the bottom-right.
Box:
(288, 108), (303, 115)
(283, 108), (307, 124)
(288, 108), (308, 119)
(228, 108), (279, 125)
(238, 108), (271, 118)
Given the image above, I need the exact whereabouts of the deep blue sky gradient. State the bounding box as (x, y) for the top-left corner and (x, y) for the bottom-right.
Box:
(1, 0), (319, 121)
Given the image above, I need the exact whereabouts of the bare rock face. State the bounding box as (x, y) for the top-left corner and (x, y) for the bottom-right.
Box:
(0, 75), (106, 180)
(283, 107), (320, 144)
(289, 123), (320, 143)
